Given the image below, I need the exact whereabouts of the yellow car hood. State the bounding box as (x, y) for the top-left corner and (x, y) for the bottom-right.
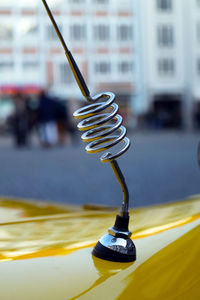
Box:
(0, 196), (200, 300)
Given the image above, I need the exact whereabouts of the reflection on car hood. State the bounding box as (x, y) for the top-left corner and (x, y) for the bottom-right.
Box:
(0, 196), (199, 300)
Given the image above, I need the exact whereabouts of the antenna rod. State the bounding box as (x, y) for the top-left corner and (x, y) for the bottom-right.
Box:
(41, 0), (91, 100)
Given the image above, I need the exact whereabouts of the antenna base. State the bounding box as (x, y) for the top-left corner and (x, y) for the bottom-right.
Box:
(92, 215), (136, 263)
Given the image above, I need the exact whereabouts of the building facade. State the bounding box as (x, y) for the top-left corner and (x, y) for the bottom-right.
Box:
(0, 0), (141, 124)
(140, 0), (200, 128)
(1, 0), (200, 128)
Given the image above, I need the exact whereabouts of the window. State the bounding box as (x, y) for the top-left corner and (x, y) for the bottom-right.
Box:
(18, 19), (38, 41)
(95, 62), (111, 74)
(0, 0), (13, 7)
(19, 0), (39, 7)
(197, 23), (200, 43)
(22, 61), (39, 80)
(118, 61), (134, 74)
(69, 0), (85, 4)
(0, 62), (14, 72)
(60, 63), (74, 84)
(157, 25), (174, 47)
(158, 58), (175, 76)
(22, 61), (39, 70)
(0, 23), (13, 41)
(94, 0), (108, 4)
(47, 24), (62, 41)
(70, 0), (84, 2)
(157, 0), (172, 11)
(197, 58), (200, 75)
(118, 25), (133, 41)
(70, 25), (85, 41)
(94, 25), (110, 41)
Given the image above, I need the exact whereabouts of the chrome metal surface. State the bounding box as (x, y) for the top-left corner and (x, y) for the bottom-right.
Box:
(73, 92), (131, 216)
(42, 0), (134, 262)
(108, 227), (132, 238)
(42, 0), (131, 216)
(73, 91), (130, 163)
(99, 233), (135, 255)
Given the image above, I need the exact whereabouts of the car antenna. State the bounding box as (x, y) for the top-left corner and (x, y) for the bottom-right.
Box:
(42, 0), (136, 262)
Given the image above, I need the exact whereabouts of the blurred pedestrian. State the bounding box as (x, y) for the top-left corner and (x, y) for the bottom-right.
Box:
(54, 98), (67, 145)
(67, 99), (81, 145)
(193, 103), (200, 130)
(11, 92), (29, 147)
(38, 90), (58, 147)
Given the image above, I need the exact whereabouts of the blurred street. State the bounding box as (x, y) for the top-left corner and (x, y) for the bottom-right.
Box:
(0, 130), (200, 208)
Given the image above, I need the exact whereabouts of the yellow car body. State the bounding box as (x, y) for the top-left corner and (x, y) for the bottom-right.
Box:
(0, 196), (199, 300)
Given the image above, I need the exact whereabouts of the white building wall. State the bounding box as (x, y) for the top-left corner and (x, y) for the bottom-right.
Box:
(137, 0), (200, 128)
(141, 0), (185, 97)
(188, 0), (200, 100)
(2, 0), (200, 127)
(0, 0), (140, 112)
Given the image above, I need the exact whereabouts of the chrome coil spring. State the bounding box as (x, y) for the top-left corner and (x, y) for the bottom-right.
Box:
(73, 92), (130, 163)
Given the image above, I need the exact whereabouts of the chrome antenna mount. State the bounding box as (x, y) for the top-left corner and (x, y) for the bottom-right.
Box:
(42, 0), (136, 262)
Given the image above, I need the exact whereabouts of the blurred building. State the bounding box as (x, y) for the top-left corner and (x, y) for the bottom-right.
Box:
(140, 0), (200, 128)
(0, 0), (140, 125)
(1, 0), (200, 129)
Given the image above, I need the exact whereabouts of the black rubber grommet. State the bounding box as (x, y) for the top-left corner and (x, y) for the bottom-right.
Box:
(113, 214), (130, 232)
